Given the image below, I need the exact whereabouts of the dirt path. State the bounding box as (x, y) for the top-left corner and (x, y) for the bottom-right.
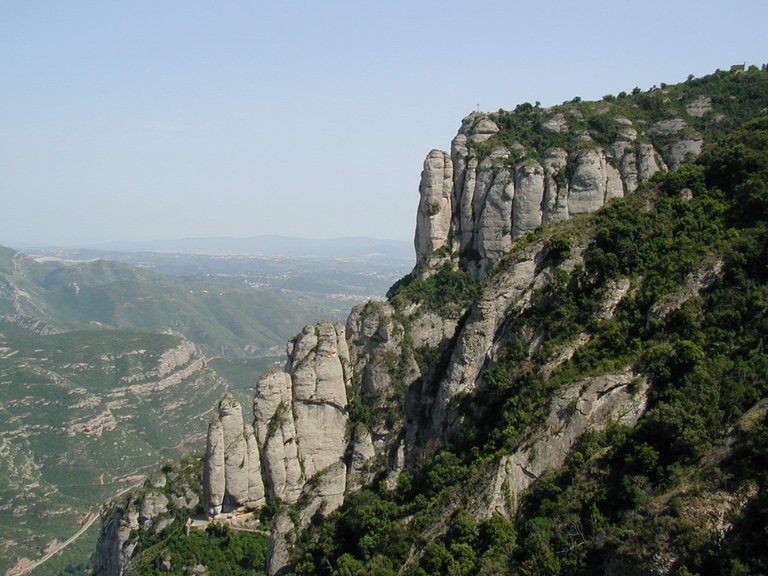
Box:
(5, 483), (140, 576)
(5, 513), (99, 576)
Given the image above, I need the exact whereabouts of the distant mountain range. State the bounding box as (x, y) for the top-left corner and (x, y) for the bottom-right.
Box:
(17, 235), (415, 260)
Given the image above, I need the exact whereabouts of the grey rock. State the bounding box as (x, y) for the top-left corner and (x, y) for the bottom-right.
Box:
(203, 417), (225, 516)
(415, 150), (453, 261)
(219, 394), (249, 508)
(542, 148), (569, 223)
(686, 94), (713, 117)
(461, 113), (499, 143)
(204, 393), (264, 515)
(93, 507), (140, 576)
(568, 149), (610, 215)
(348, 424), (377, 492)
(649, 118), (704, 170)
(541, 113), (568, 133)
(411, 106), (710, 279)
(408, 311), (459, 349)
(266, 511), (296, 576)
(254, 370), (303, 503)
(268, 461), (348, 575)
(253, 322), (349, 507)
(483, 370), (650, 518)
(287, 322), (348, 479)
(139, 491), (169, 528)
(244, 425), (266, 509)
(637, 142), (666, 181)
(473, 148), (515, 275)
(512, 159), (545, 237)
(431, 241), (544, 437)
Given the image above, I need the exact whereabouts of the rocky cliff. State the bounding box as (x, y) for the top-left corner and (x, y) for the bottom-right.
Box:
(201, 321), (351, 574)
(95, 67), (768, 575)
(414, 103), (706, 278)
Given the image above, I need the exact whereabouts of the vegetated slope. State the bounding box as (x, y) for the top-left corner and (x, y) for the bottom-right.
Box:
(25, 246), (413, 327)
(484, 66), (768, 158)
(0, 247), (310, 356)
(413, 66), (768, 278)
(0, 323), (229, 574)
(0, 244), (371, 573)
(95, 69), (768, 576)
(286, 116), (768, 576)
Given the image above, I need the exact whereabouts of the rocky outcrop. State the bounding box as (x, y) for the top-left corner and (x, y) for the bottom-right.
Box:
(200, 321), (351, 573)
(267, 461), (348, 576)
(93, 459), (202, 576)
(649, 118), (704, 170)
(345, 301), (421, 475)
(94, 508), (140, 576)
(429, 243), (542, 437)
(415, 150), (454, 258)
(256, 323), (350, 574)
(415, 110), (706, 277)
(203, 394), (265, 516)
(96, 76), (768, 574)
(204, 322), (349, 516)
(253, 369), (303, 503)
(254, 321), (349, 504)
(481, 370), (650, 518)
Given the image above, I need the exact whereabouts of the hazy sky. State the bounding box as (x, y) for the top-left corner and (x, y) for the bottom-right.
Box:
(1, 1), (766, 247)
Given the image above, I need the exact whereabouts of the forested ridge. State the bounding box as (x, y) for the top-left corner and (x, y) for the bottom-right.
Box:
(283, 114), (768, 576)
(104, 69), (768, 576)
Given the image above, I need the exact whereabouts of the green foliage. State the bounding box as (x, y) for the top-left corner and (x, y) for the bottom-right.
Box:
(132, 80), (768, 576)
(469, 68), (768, 174)
(391, 262), (479, 318)
(128, 522), (269, 575)
(699, 115), (768, 222)
(543, 233), (572, 263)
(290, 489), (418, 576)
(423, 450), (469, 495)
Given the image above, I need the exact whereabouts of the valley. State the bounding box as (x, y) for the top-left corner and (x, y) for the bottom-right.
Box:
(0, 242), (411, 574)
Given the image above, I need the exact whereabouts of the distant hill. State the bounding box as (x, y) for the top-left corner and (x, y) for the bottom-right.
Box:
(70, 235), (414, 259)
(0, 244), (322, 356)
(0, 323), (229, 574)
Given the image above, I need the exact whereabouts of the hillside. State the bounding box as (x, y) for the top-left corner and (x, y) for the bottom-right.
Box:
(0, 247), (315, 357)
(94, 67), (768, 576)
(0, 240), (413, 574)
(0, 324), (228, 575)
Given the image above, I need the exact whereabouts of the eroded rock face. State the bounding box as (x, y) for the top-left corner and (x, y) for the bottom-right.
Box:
(203, 418), (225, 516)
(200, 322), (354, 573)
(94, 508), (139, 576)
(427, 239), (572, 439)
(253, 370), (303, 503)
(649, 118), (704, 170)
(254, 322), (349, 505)
(415, 150), (454, 258)
(203, 393), (265, 516)
(482, 370), (650, 518)
(248, 322), (351, 574)
(94, 459), (202, 576)
(219, 395), (249, 506)
(413, 111), (705, 277)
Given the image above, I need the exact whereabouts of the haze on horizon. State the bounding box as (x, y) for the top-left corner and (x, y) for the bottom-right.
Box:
(1, 0), (766, 248)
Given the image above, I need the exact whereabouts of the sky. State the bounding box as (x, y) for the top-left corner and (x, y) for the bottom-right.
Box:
(1, 1), (766, 248)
